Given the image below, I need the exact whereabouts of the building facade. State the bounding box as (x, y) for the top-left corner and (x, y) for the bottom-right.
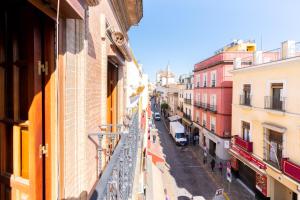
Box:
(0, 0), (143, 199)
(193, 41), (256, 160)
(229, 41), (300, 200)
(181, 74), (194, 134)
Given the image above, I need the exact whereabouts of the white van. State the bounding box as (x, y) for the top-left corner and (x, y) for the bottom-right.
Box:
(170, 121), (187, 146)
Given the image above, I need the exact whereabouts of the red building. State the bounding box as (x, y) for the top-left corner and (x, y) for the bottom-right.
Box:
(193, 43), (255, 160)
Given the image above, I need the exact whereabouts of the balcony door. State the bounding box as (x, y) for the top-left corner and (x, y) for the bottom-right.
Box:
(271, 83), (283, 110)
(107, 61), (118, 130)
(0, 3), (55, 200)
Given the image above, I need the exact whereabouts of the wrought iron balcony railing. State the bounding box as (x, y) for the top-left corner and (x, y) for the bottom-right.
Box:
(264, 96), (286, 112)
(90, 112), (139, 200)
(184, 98), (192, 105)
(239, 95), (252, 106)
(183, 113), (191, 121)
(211, 80), (216, 87)
(194, 101), (201, 108)
(207, 104), (217, 113)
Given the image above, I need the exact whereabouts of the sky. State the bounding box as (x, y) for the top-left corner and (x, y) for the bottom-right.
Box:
(128, 0), (300, 82)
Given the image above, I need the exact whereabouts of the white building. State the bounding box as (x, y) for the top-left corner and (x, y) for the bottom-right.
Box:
(156, 65), (175, 86)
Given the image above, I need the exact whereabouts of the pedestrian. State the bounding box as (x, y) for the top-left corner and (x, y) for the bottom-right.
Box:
(164, 188), (170, 200)
(152, 133), (156, 143)
(218, 161), (223, 175)
(203, 151), (207, 164)
(210, 158), (215, 172)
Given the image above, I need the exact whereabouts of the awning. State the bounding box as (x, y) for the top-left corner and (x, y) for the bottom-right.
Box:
(228, 147), (266, 175)
(168, 115), (181, 122)
(129, 86), (145, 98)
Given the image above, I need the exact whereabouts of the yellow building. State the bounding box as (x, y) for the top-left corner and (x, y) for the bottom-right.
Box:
(215, 39), (256, 54)
(229, 40), (300, 200)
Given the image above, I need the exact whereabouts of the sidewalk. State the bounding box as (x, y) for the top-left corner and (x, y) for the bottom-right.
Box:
(189, 145), (255, 200)
(161, 116), (254, 200)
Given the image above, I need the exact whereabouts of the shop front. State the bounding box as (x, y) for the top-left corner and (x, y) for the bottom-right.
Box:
(229, 146), (269, 200)
(265, 159), (300, 200)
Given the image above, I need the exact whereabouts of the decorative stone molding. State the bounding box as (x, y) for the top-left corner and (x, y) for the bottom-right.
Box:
(86, 0), (99, 6)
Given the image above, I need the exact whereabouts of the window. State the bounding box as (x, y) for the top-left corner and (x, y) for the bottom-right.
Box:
(242, 121), (250, 141)
(271, 83), (283, 110)
(210, 116), (216, 132)
(242, 84), (251, 106)
(202, 113), (207, 127)
(211, 71), (216, 87)
(203, 73), (207, 87)
(196, 75), (200, 88)
(203, 94), (207, 108)
(264, 129), (283, 168)
(196, 112), (200, 123)
(210, 94), (216, 111)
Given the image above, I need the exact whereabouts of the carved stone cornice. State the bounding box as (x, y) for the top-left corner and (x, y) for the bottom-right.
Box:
(110, 0), (143, 34)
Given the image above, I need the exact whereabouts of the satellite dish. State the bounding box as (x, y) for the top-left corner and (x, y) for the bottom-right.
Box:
(112, 32), (125, 46)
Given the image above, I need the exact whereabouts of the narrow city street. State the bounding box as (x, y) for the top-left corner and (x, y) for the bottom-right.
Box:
(151, 102), (254, 200)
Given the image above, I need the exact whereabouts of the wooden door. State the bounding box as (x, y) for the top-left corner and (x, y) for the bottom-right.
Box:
(107, 61), (118, 129)
(0, 3), (54, 200)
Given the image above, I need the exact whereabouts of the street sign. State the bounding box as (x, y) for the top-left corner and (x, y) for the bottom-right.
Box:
(226, 161), (232, 183)
(224, 140), (230, 149)
(213, 189), (225, 200)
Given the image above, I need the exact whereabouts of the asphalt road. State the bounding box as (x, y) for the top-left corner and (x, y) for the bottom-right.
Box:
(152, 103), (218, 200)
(151, 100), (254, 200)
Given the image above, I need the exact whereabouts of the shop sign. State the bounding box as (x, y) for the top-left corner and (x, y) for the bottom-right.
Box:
(224, 140), (230, 149)
(256, 173), (267, 196)
(282, 158), (300, 183)
(231, 145), (266, 170)
(226, 161), (232, 183)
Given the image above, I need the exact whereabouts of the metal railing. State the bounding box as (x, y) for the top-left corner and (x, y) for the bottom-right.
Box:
(264, 96), (286, 112)
(183, 113), (191, 121)
(236, 41), (300, 69)
(239, 94), (252, 106)
(90, 112), (139, 200)
(207, 104), (217, 113)
(184, 98), (192, 105)
(211, 80), (216, 87)
(194, 101), (201, 108)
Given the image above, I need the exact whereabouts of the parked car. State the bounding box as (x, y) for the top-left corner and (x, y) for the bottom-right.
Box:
(154, 112), (161, 121)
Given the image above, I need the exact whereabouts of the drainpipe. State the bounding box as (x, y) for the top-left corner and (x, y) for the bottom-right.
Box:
(56, 0), (60, 199)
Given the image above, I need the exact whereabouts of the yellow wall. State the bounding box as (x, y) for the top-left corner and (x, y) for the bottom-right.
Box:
(225, 42), (256, 52)
(231, 57), (300, 196)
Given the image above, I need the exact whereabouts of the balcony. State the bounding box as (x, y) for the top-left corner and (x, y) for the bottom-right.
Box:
(203, 82), (207, 88)
(200, 102), (208, 109)
(207, 104), (217, 113)
(184, 98), (192, 105)
(211, 80), (216, 87)
(194, 101), (201, 108)
(183, 113), (191, 121)
(234, 135), (253, 152)
(211, 125), (215, 133)
(282, 158), (300, 183)
(239, 95), (252, 106)
(90, 113), (139, 199)
(264, 96), (286, 112)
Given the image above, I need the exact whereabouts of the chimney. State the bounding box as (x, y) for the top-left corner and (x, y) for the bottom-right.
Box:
(282, 40), (296, 59)
(234, 58), (242, 69)
(253, 51), (263, 65)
